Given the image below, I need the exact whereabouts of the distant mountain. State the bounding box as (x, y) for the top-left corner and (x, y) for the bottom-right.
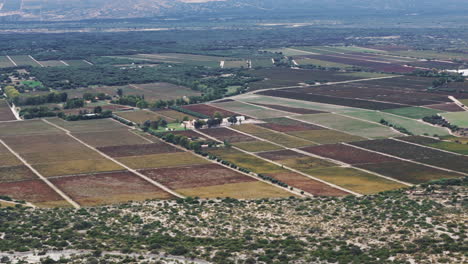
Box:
(2, 0), (467, 21)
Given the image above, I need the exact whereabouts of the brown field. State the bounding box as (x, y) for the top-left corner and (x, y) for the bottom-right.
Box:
(181, 104), (236, 118)
(0, 165), (37, 182)
(50, 172), (174, 206)
(0, 120), (63, 137)
(0, 179), (70, 208)
(425, 103), (465, 112)
(98, 142), (181, 157)
(141, 164), (255, 190)
(34, 159), (124, 177)
(74, 129), (150, 147)
(0, 100), (16, 121)
(232, 141), (284, 152)
(301, 144), (399, 165)
(114, 110), (175, 124)
(266, 172), (348, 196)
(0, 144), (22, 167)
(201, 127), (256, 143)
(47, 118), (127, 133)
(155, 110), (197, 121)
(118, 152), (210, 170)
(251, 102), (326, 114)
(287, 130), (365, 144)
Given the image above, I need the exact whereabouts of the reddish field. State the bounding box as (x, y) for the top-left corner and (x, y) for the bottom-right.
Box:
(301, 144), (398, 165)
(98, 142), (181, 157)
(0, 179), (68, 207)
(200, 127), (256, 143)
(266, 172), (349, 196)
(425, 103), (465, 112)
(50, 171), (174, 206)
(141, 163), (256, 189)
(182, 104), (236, 118)
(251, 103), (326, 114)
(257, 149), (308, 161)
(259, 118), (324, 132)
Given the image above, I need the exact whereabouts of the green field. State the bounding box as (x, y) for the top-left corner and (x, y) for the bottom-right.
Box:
(342, 110), (450, 136)
(237, 94), (354, 112)
(295, 113), (401, 138)
(232, 124), (316, 148)
(383, 107), (444, 119)
(213, 101), (288, 119)
(21, 80), (44, 90)
(441, 112), (468, 128)
(0, 56), (15, 68)
(9, 55), (41, 67)
(398, 136), (468, 155)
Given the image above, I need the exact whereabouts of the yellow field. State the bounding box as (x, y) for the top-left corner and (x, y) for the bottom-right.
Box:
(305, 167), (406, 195)
(208, 148), (285, 174)
(177, 181), (293, 199)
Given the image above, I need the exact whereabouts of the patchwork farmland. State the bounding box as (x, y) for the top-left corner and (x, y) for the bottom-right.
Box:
(1, 45), (467, 209)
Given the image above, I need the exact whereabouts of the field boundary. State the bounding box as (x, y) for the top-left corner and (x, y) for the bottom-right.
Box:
(343, 142), (468, 177)
(0, 139), (81, 209)
(391, 137), (465, 157)
(195, 128), (360, 196)
(42, 119), (185, 199)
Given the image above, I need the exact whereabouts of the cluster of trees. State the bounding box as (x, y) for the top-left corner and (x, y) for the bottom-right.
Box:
(380, 119), (413, 135)
(19, 106), (57, 119)
(422, 115), (460, 132)
(63, 98), (85, 109)
(6, 89), (68, 106)
(83, 92), (111, 102)
(141, 118), (169, 131)
(58, 109), (113, 121)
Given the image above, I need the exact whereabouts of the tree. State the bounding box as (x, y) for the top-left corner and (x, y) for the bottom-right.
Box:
(93, 106), (102, 114)
(214, 111), (223, 120)
(150, 121), (159, 130)
(117, 88), (123, 97)
(194, 119), (206, 129)
(228, 115), (238, 125)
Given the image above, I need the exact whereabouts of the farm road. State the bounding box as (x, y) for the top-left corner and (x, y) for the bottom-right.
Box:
(42, 119), (185, 199)
(0, 139), (81, 208)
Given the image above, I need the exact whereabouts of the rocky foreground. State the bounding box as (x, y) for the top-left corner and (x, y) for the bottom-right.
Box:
(0, 178), (466, 264)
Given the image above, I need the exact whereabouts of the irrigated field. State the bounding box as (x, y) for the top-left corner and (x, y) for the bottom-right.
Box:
(295, 113), (401, 138)
(441, 112), (468, 128)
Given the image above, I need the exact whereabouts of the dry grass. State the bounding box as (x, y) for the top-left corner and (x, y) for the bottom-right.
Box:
(233, 141), (284, 153)
(177, 181), (293, 199)
(0, 165), (37, 182)
(35, 159), (124, 177)
(115, 110), (174, 124)
(74, 130), (150, 147)
(117, 152), (210, 170)
(304, 167), (406, 195)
